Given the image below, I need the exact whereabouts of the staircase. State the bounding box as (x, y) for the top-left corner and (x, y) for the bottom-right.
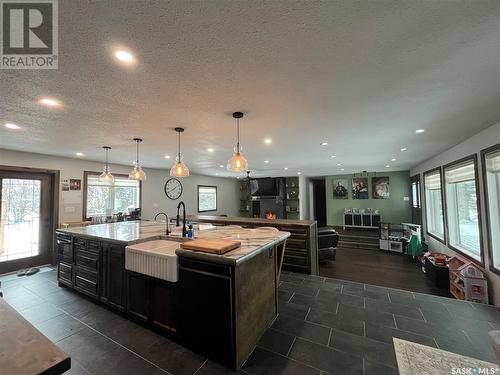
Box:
(337, 230), (379, 250)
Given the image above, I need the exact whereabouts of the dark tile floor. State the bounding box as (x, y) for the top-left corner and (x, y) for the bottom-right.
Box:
(1, 268), (499, 375)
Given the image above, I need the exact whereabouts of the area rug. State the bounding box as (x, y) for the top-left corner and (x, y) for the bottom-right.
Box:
(393, 338), (499, 375)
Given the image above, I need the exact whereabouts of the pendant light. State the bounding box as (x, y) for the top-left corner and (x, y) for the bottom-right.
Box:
(227, 111), (248, 172)
(170, 127), (190, 177)
(99, 146), (114, 182)
(129, 138), (146, 181)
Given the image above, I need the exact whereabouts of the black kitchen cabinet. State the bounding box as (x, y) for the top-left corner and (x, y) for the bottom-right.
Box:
(101, 243), (126, 311)
(126, 271), (177, 331)
(57, 261), (73, 287)
(150, 280), (176, 332)
(176, 259), (235, 368)
(127, 271), (150, 322)
(74, 266), (99, 298)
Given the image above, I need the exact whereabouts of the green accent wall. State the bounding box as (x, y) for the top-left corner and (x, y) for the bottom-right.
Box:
(325, 170), (411, 226)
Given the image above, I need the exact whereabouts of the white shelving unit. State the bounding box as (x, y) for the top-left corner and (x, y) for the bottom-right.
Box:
(343, 212), (381, 230)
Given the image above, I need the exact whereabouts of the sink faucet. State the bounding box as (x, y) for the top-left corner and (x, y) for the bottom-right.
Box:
(154, 212), (170, 235)
(176, 201), (187, 237)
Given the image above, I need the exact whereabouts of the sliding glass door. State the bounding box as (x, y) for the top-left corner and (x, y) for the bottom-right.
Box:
(0, 171), (53, 274)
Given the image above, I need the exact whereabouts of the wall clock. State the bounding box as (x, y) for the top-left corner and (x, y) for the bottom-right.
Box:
(165, 178), (183, 200)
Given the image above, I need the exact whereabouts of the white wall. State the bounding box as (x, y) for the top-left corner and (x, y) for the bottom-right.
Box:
(0, 149), (240, 224)
(410, 121), (500, 305)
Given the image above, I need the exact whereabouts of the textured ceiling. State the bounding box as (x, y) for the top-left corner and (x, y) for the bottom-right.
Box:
(1, 0), (500, 177)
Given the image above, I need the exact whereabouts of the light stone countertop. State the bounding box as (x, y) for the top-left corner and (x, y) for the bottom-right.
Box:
(57, 221), (290, 266)
(176, 227), (290, 265)
(56, 221), (168, 244)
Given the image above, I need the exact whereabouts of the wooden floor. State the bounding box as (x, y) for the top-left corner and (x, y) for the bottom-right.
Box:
(320, 246), (451, 297)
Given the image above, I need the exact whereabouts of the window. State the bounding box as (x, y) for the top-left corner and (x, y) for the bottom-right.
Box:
(444, 157), (482, 262)
(482, 144), (500, 272)
(424, 168), (445, 241)
(198, 185), (217, 212)
(84, 172), (140, 218)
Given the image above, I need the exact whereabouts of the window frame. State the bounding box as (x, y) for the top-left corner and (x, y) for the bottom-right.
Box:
(423, 167), (446, 244)
(197, 185), (217, 213)
(442, 154), (484, 266)
(481, 142), (500, 276)
(410, 174), (421, 209)
(82, 171), (142, 220)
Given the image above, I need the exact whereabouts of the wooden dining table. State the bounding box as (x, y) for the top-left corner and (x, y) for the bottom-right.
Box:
(0, 297), (71, 375)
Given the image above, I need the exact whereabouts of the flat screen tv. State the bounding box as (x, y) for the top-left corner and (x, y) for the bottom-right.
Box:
(250, 178), (279, 197)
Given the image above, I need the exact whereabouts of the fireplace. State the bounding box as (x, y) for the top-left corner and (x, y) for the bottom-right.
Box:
(251, 198), (285, 219)
(265, 211), (277, 220)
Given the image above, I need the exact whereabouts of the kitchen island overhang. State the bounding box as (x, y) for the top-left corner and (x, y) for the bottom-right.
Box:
(55, 222), (290, 370)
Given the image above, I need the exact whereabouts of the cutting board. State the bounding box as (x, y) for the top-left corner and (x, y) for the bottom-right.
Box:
(180, 239), (241, 254)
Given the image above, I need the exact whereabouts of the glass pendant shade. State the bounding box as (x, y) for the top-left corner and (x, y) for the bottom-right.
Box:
(227, 150), (248, 173)
(129, 164), (146, 181)
(99, 168), (114, 182)
(99, 146), (114, 182)
(170, 155), (190, 177)
(170, 128), (189, 177)
(227, 111), (249, 173)
(129, 138), (146, 181)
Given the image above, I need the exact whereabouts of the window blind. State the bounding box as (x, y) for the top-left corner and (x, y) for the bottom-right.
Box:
(486, 150), (500, 173)
(445, 161), (475, 184)
(87, 175), (139, 187)
(424, 172), (441, 190)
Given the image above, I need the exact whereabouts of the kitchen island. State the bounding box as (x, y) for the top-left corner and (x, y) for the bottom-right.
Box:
(188, 215), (318, 274)
(55, 221), (290, 370)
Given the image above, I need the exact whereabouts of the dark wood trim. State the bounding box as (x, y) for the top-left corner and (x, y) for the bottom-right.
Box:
(422, 166), (446, 245)
(0, 165), (59, 174)
(82, 171), (142, 220)
(409, 174), (421, 208)
(197, 185), (218, 213)
(0, 166), (60, 271)
(442, 154), (485, 267)
(410, 174), (422, 226)
(480, 142), (500, 276)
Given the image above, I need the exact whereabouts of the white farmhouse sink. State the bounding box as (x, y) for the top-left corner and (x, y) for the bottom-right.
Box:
(125, 240), (180, 282)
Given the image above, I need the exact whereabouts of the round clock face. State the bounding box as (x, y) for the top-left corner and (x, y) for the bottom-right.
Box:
(165, 178), (183, 200)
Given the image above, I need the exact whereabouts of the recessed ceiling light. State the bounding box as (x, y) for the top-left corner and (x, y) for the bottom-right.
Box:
(297, 172), (301, 175)
(391, 158), (396, 162)
(284, 167), (289, 170)
(415, 129), (425, 133)
(4, 122), (20, 129)
(264, 160), (269, 163)
(75, 152), (84, 157)
(330, 155), (336, 158)
(207, 148), (214, 152)
(264, 139), (272, 144)
(39, 97), (62, 107)
(340, 168), (345, 171)
(385, 165), (390, 168)
(337, 163), (341, 166)
(236, 177), (240, 179)
(320, 142), (328, 146)
(164, 155), (171, 159)
(219, 165), (224, 168)
(400, 147), (407, 151)
(114, 49), (135, 64)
